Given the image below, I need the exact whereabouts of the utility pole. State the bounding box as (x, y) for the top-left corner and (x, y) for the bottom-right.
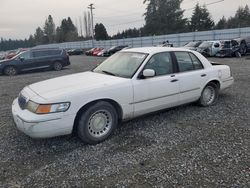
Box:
(88, 3), (95, 46)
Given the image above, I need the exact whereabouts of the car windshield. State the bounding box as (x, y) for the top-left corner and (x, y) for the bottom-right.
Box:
(221, 41), (231, 48)
(199, 42), (213, 48)
(185, 42), (198, 47)
(93, 52), (148, 78)
(12, 51), (25, 59)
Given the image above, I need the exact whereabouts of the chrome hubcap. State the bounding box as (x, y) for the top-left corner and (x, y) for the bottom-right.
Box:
(88, 110), (112, 138)
(54, 63), (62, 70)
(6, 67), (16, 75)
(203, 86), (216, 105)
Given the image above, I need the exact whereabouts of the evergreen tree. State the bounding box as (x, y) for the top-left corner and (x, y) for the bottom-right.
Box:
(59, 17), (78, 42)
(215, 16), (227, 29)
(34, 27), (45, 45)
(233, 5), (250, 27)
(143, 0), (187, 35)
(190, 4), (214, 31)
(94, 23), (109, 40)
(44, 15), (56, 43)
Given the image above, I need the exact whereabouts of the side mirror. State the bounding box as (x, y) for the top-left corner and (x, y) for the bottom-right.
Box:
(143, 69), (155, 78)
(19, 57), (25, 61)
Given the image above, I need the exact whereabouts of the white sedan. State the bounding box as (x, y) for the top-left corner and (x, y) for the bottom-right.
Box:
(12, 47), (234, 144)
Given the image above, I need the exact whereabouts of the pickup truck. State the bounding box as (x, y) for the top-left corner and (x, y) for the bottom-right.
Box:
(12, 47), (234, 144)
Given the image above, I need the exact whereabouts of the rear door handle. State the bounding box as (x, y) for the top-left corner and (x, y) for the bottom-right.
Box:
(171, 79), (179, 83)
(201, 74), (207, 77)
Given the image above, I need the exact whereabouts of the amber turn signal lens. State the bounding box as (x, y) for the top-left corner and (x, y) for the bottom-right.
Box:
(36, 105), (52, 114)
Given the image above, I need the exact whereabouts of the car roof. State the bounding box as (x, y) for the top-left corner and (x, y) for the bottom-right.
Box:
(31, 48), (61, 51)
(122, 47), (192, 54)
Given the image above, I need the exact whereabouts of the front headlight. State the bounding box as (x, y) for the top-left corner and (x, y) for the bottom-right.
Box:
(26, 101), (70, 114)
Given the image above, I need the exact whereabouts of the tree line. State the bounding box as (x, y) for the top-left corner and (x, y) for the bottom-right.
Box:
(1, 0), (250, 51)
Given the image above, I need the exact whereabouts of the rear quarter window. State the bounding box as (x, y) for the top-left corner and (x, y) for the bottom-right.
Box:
(189, 53), (204, 70)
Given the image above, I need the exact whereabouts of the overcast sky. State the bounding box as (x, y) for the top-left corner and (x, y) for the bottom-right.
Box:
(0, 0), (249, 39)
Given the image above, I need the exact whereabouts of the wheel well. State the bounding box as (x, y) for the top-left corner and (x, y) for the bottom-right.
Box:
(72, 99), (123, 135)
(53, 60), (63, 65)
(2, 65), (18, 74)
(207, 80), (220, 89)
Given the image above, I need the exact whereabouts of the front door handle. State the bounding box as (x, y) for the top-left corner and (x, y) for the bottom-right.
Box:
(171, 79), (179, 83)
(201, 74), (207, 77)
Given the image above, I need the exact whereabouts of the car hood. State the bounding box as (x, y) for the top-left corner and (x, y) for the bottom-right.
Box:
(182, 46), (197, 51)
(28, 71), (129, 100)
(0, 59), (11, 63)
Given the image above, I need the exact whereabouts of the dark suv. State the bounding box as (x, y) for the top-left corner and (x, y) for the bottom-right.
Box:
(0, 48), (70, 76)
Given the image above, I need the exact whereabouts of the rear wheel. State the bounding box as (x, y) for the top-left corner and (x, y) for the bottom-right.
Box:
(199, 82), (219, 107)
(4, 66), (18, 76)
(77, 101), (118, 144)
(53, 61), (63, 71)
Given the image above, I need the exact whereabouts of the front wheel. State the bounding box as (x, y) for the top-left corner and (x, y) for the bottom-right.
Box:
(198, 83), (219, 107)
(77, 101), (118, 144)
(4, 66), (18, 76)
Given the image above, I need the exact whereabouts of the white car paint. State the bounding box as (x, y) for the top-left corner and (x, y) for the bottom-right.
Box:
(197, 41), (222, 56)
(12, 47), (234, 138)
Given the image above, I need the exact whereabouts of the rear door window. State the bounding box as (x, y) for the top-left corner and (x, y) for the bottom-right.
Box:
(32, 50), (49, 58)
(175, 52), (194, 72)
(189, 53), (203, 70)
(174, 52), (203, 72)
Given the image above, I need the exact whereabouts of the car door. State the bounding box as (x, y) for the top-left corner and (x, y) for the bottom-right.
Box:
(132, 52), (180, 117)
(32, 50), (52, 69)
(17, 51), (36, 71)
(173, 51), (209, 104)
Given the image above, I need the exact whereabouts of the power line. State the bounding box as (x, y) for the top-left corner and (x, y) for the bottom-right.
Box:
(106, 19), (144, 27)
(103, 0), (225, 28)
(184, 0), (225, 11)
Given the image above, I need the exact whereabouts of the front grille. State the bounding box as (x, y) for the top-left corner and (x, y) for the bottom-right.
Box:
(18, 94), (27, 110)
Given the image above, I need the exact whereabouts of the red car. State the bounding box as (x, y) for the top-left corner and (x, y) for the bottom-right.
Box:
(4, 48), (27, 59)
(92, 48), (104, 56)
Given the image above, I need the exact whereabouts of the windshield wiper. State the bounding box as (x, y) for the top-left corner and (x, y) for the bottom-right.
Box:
(101, 70), (116, 76)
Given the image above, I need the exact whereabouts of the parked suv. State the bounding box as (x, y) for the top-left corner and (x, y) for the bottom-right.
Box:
(0, 48), (70, 76)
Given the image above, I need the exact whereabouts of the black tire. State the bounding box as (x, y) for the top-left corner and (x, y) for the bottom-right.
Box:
(77, 101), (118, 144)
(4, 66), (18, 76)
(198, 82), (219, 107)
(53, 61), (63, 71)
(239, 43), (247, 55)
(235, 51), (241, 58)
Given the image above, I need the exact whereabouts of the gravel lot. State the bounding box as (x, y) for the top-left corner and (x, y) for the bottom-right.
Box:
(0, 55), (249, 187)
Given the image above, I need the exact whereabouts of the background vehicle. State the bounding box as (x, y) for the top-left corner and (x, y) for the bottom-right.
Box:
(216, 40), (241, 57)
(85, 48), (97, 56)
(234, 36), (250, 55)
(92, 48), (104, 56)
(196, 41), (221, 57)
(182, 41), (203, 51)
(12, 47), (233, 144)
(5, 50), (19, 59)
(0, 52), (6, 60)
(97, 49), (107, 57)
(103, 45), (128, 56)
(0, 48), (70, 76)
(67, 49), (83, 56)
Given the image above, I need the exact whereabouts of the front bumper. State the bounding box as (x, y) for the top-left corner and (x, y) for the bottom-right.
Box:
(12, 98), (75, 138)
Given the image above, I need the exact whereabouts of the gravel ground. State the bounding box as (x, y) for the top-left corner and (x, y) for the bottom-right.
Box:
(0, 55), (249, 187)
